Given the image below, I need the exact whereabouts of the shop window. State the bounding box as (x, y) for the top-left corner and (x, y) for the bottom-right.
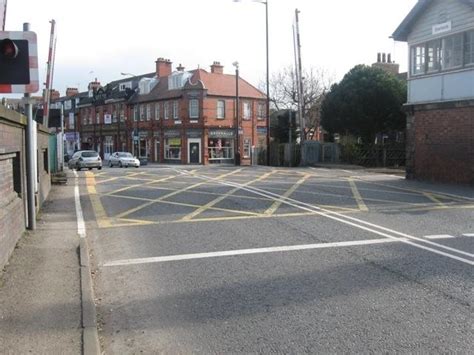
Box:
(165, 138), (181, 160)
(243, 138), (251, 158)
(208, 138), (234, 161)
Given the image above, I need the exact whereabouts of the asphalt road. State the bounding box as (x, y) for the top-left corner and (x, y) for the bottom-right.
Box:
(78, 165), (473, 353)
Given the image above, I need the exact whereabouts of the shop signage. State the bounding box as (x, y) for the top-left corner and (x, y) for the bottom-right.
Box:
(168, 138), (181, 145)
(65, 132), (79, 141)
(257, 126), (267, 135)
(432, 21), (451, 35)
(187, 129), (202, 138)
(104, 113), (112, 124)
(209, 129), (235, 138)
(164, 130), (180, 137)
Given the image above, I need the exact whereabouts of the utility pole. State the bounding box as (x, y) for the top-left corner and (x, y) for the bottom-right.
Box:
(24, 22), (35, 229)
(293, 8), (305, 164)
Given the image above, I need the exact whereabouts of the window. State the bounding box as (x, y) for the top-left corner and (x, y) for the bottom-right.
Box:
(443, 34), (463, 69)
(243, 102), (251, 120)
(146, 104), (151, 121)
(257, 102), (265, 120)
(96, 112), (100, 124)
(427, 39), (442, 72)
(120, 104), (125, 122)
(410, 30), (474, 76)
(243, 138), (251, 158)
(164, 102), (169, 119)
(189, 99), (199, 119)
(217, 100), (225, 119)
(165, 138), (181, 160)
(140, 105), (145, 121)
(465, 30), (474, 65)
(133, 105), (138, 121)
(173, 100), (179, 119)
(113, 104), (118, 123)
(155, 103), (160, 120)
(88, 108), (93, 125)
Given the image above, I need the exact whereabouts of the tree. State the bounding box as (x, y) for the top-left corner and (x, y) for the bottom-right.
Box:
(320, 65), (407, 143)
(264, 66), (333, 140)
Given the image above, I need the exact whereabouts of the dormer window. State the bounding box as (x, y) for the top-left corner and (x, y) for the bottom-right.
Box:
(168, 71), (192, 90)
(119, 81), (132, 91)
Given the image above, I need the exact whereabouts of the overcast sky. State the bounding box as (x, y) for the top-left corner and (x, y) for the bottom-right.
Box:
(5, 0), (417, 97)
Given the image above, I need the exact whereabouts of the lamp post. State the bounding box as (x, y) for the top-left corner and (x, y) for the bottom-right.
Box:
(233, 61), (240, 166)
(234, 0), (270, 165)
(120, 72), (138, 156)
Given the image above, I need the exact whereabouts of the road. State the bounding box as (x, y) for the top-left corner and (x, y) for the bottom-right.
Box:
(77, 165), (473, 353)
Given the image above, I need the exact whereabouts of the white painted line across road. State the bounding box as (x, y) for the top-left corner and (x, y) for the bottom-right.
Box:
(424, 234), (455, 240)
(462, 233), (474, 237)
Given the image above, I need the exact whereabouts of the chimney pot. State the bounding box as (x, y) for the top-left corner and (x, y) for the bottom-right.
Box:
(382, 53), (386, 63)
(377, 53), (381, 62)
(387, 53), (392, 63)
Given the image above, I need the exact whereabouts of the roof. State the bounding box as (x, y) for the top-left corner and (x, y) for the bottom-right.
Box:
(193, 69), (266, 99)
(128, 68), (266, 104)
(392, 0), (474, 41)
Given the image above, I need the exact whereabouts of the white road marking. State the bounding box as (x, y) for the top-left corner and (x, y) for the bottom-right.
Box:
(73, 170), (86, 238)
(175, 169), (474, 266)
(462, 233), (474, 237)
(424, 234), (455, 240)
(103, 238), (405, 266)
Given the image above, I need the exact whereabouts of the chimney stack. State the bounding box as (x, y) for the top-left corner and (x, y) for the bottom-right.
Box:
(210, 61), (224, 74)
(66, 87), (79, 97)
(87, 78), (101, 92)
(176, 63), (185, 72)
(156, 57), (173, 78)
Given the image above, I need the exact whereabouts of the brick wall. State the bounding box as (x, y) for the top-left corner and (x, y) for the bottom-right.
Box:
(406, 101), (474, 184)
(0, 106), (52, 269)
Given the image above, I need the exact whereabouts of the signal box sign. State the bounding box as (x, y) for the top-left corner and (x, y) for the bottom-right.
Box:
(0, 31), (39, 93)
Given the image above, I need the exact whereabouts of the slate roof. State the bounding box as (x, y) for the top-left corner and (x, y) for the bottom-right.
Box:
(128, 68), (266, 104)
(392, 0), (474, 41)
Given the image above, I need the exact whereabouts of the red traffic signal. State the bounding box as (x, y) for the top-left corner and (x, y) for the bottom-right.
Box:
(0, 38), (19, 59)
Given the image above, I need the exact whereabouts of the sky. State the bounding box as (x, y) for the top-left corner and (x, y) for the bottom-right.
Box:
(4, 0), (418, 97)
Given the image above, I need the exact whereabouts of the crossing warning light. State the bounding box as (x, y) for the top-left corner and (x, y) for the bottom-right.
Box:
(0, 31), (38, 93)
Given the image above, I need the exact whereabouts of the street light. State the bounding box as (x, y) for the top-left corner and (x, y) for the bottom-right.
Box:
(233, 61), (240, 166)
(120, 72), (139, 156)
(234, 0), (270, 165)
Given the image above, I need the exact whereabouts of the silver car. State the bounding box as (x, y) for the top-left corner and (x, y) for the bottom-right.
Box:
(68, 150), (102, 170)
(108, 152), (140, 168)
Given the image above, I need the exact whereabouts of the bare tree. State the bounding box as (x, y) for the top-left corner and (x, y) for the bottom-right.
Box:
(262, 65), (334, 140)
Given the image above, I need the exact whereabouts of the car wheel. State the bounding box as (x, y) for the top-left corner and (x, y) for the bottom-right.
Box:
(119, 161), (122, 168)
(88, 168), (92, 170)
(108, 160), (113, 167)
(135, 166), (139, 168)
(98, 167), (102, 170)
(76, 164), (81, 171)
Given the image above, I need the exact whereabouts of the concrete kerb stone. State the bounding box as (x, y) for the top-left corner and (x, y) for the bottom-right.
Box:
(75, 171), (100, 355)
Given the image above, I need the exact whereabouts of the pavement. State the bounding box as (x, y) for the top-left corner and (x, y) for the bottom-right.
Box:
(0, 171), (99, 355)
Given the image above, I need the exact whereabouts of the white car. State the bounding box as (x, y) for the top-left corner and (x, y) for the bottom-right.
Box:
(68, 150), (102, 171)
(108, 152), (140, 168)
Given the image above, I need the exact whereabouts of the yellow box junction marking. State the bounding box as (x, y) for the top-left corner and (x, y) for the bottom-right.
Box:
(85, 171), (112, 228)
(348, 178), (369, 212)
(181, 170), (275, 221)
(264, 174), (311, 216)
(115, 168), (244, 219)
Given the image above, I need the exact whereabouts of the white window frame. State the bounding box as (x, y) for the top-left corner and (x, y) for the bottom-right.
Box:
(146, 104), (151, 121)
(217, 100), (225, 119)
(243, 138), (251, 158)
(173, 100), (179, 119)
(140, 105), (145, 121)
(164, 102), (169, 120)
(243, 101), (251, 120)
(155, 103), (160, 120)
(257, 102), (265, 120)
(189, 99), (199, 119)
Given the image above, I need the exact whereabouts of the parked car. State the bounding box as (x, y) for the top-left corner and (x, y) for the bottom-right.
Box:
(68, 150), (102, 170)
(108, 152), (140, 168)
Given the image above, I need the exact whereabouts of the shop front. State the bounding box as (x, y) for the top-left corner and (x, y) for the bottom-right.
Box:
(164, 130), (182, 164)
(208, 129), (235, 164)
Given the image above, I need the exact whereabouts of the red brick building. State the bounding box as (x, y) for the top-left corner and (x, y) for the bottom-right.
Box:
(62, 58), (267, 165)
